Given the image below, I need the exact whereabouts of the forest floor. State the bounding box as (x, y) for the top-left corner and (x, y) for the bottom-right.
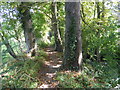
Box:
(38, 47), (63, 88)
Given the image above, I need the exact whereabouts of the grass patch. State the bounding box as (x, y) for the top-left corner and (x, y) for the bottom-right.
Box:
(1, 50), (47, 88)
(55, 61), (119, 88)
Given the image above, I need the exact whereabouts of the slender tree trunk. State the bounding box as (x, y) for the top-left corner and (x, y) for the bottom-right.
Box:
(1, 24), (16, 58)
(118, 1), (120, 84)
(0, 33), (18, 60)
(96, 1), (105, 62)
(102, 1), (105, 18)
(62, 2), (82, 71)
(81, 3), (85, 19)
(118, 1), (120, 34)
(17, 2), (36, 57)
(0, 37), (1, 89)
(94, 2), (96, 18)
(0, 37), (2, 65)
(96, 2), (100, 19)
(51, 2), (63, 52)
(96, 2), (101, 62)
(0, 24), (21, 60)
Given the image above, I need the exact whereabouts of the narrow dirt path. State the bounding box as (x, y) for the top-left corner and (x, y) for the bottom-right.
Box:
(38, 47), (62, 88)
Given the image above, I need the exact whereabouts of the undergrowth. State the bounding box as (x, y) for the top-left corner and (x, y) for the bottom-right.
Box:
(56, 61), (119, 88)
(0, 50), (47, 88)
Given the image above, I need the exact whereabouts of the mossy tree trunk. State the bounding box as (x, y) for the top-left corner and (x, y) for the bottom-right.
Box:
(62, 2), (82, 71)
(17, 2), (35, 57)
(51, 2), (63, 52)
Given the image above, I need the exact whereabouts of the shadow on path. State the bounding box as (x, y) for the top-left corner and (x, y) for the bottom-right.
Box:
(38, 47), (62, 88)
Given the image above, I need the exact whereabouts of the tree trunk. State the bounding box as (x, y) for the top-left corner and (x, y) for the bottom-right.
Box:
(96, 2), (100, 19)
(94, 2), (96, 18)
(0, 24), (21, 60)
(17, 2), (36, 57)
(51, 2), (63, 52)
(118, 1), (120, 84)
(0, 37), (1, 89)
(62, 2), (82, 71)
(96, 2), (101, 62)
(102, 1), (105, 18)
(0, 37), (2, 65)
(0, 33), (18, 60)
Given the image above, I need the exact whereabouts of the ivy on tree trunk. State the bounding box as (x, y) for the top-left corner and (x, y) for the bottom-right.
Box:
(62, 2), (82, 71)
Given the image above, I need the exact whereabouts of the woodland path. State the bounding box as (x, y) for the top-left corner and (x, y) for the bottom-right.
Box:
(38, 47), (63, 88)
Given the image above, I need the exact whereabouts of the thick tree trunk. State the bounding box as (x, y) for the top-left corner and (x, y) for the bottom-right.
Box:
(62, 2), (82, 71)
(17, 3), (35, 57)
(51, 2), (63, 52)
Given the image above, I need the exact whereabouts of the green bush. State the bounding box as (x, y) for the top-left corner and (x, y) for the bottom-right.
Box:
(37, 41), (49, 48)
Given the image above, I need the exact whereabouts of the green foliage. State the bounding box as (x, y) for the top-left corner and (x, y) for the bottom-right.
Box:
(0, 50), (47, 88)
(32, 3), (51, 39)
(36, 49), (47, 58)
(1, 2), (119, 88)
(82, 15), (118, 63)
(56, 61), (119, 88)
(32, 12), (46, 38)
(37, 41), (49, 48)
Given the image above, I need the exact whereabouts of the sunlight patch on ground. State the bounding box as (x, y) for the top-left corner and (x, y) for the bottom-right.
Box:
(39, 84), (49, 88)
(44, 61), (61, 69)
(46, 73), (56, 78)
(45, 49), (57, 55)
(52, 64), (61, 68)
(38, 47), (62, 88)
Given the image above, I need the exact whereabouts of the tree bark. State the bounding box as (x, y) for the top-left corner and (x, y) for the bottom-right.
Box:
(102, 1), (105, 18)
(94, 2), (96, 18)
(62, 2), (82, 71)
(51, 2), (63, 52)
(17, 2), (35, 57)
(96, 2), (101, 62)
(96, 2), (100, 19)
(118, 1), (120, 84)
(0, 33), (18, 60)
